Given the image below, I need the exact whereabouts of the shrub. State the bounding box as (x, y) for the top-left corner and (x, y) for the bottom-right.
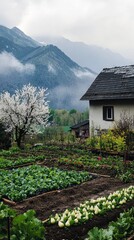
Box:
(86, 130), (125, 152)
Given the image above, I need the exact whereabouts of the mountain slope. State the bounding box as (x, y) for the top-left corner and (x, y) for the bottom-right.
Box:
(0, 25), (40, 48)
(0, 25), (39, 59)
(0, 36), (36, 59)
(0, 26), (95, 110)
(36, 36), (132, 72)
(22, 44), (96, 109)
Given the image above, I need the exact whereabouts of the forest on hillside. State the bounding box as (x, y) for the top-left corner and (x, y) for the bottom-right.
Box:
(49, 108), (89, 126)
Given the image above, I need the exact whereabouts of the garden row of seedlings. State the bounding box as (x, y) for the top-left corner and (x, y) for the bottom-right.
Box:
(0, 144), (129, 174)
(42, 187), (134, 239)
(1, 186), (134, 239)
(0, 145), (133, 239)
(0, 144), (90, 170)
(47, 186), (134, 228)
(0, 165), (92, 202)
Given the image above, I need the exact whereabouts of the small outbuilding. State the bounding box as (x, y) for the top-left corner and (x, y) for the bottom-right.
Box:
(70, 120), (89, 138)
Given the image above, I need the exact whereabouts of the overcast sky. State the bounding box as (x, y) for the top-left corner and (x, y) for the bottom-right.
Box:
(1, 0), (134, 59)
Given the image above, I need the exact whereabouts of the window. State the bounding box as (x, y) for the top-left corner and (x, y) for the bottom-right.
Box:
(103, 106), (114, 121)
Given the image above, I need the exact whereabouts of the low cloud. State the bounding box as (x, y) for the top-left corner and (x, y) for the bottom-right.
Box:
(49, 77), (94, 110)
(72, 68), (96, 79)
(0, 52), (35, 75)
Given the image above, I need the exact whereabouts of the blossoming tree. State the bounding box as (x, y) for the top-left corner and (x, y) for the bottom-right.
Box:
(0, 84), (49, 148)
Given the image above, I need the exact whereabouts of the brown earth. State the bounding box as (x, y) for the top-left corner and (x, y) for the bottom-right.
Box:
(10, 173), (134, 240)
(1, 145), (134, 239)
(2, 148), (133, 240)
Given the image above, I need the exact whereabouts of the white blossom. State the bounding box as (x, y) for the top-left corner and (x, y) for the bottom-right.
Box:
(0, 84), (49, 147)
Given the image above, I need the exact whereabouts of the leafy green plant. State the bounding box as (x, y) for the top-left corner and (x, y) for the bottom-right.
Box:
(118, 170), (133, 183)
(0, 156), (38, 169)
(0, 202), (16, 239)
(86, 226), (114, 240)
(11, 210), (45, 240)
(9, 146), (21, 153)
(0, 202), (45, 239)
(86, 136), (99, 148)
(85, 207), (134, 240)
(0, 165), (92, 201)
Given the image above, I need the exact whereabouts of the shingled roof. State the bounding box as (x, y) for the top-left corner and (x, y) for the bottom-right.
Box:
(81, 65), (134, 100)
(70, 120), (89, 129)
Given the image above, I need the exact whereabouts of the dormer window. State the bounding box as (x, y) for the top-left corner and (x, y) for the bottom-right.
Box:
(103, 106), (114, 121)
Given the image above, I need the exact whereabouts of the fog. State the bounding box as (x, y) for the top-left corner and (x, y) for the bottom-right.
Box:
(0, 52), (35, 75)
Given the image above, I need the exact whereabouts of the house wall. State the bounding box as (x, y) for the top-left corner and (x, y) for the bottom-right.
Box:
(89, 99), (134, 135)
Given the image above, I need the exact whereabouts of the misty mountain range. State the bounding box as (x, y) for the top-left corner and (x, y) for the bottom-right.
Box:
(0, 25), (96, 110)
(0, 25), (132, 110)
(36, 36), (132, 73)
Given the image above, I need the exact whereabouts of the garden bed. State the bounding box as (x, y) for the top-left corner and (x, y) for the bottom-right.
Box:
(1, 145), (134, 239)
(11, 176), (134, 239)
(45, 200), (134, 240)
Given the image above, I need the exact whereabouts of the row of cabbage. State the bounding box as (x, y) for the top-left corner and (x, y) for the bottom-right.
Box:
(0, 165), (92, 201)
(0, 155), (46, 169)
(0, 153), (119, 170)
(47, 186), (134, 228)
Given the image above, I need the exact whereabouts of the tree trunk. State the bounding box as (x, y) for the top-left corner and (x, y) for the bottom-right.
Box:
(16, 136), (21, 148)
(15, 126), (23, 148)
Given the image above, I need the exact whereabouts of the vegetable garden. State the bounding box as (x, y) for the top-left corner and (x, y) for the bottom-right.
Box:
(0, 143), (134, 239)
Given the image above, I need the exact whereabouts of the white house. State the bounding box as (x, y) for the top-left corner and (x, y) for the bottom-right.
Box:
(81, 65), (134, 135)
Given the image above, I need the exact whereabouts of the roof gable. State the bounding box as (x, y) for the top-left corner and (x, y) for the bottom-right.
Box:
(71, 120), (89, 129)
(81, 65), (134, 100)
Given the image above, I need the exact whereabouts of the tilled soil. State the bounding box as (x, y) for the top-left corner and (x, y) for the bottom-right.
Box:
(11, 176), (134, 240)
(45, 200), (134, 240)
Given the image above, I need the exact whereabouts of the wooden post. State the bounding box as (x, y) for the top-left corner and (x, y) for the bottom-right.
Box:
(7, 217), (10, 240)
(99, 129), (102, 157)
